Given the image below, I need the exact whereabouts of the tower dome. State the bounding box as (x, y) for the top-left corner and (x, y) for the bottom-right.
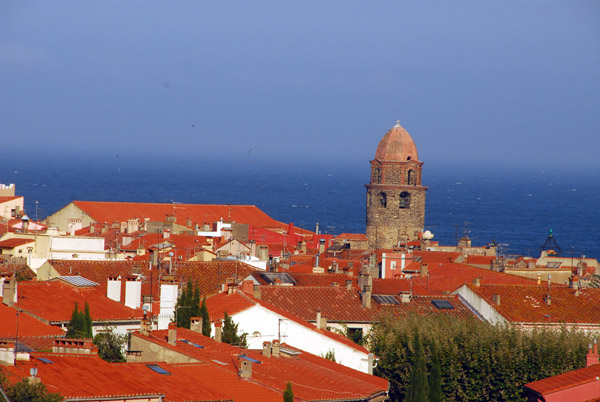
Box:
(374, 121), (419, 162)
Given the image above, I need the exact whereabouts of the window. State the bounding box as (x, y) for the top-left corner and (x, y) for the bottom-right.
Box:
(374, 167), (381, 184)
(390, 261), (397, 270)
(399, 192), (411, 209)
(379, 192), (387, 208)
(147, 364), (171, 375)
(407, 170), (416, 185)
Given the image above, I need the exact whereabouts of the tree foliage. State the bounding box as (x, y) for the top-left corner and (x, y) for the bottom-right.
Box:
(283, 382), (293, 402)
(93, 327), (127, 363)
(222, 312), (247, 347)
(405, 332), (428, 402)
(320, 349), (336, 362)
(66, 302), (92, 339)
(200, 297), (211, 337)
(371, 313), (592, 402)
(0, 371), (63, 402)
(175, 281), (202, 329)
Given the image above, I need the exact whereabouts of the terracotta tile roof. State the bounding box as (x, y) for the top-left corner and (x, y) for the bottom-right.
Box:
(72, 201), (287, 230)
(136, 328), (388, 401)
(465, 255), (496, 265)
(334, 233), (368, 241)
(2, 354), (235, 402)
(258, 286), (374, 323)
(372, 262), (539, 295)
(0, 303), (64, 338)
(524, 363), (600, 395)
(0, 238), (35, 248)
(0, 196), (22, 203)
(0, 264), (35, 279)
(466, 284), (600, 325)
(47, 259), (258, 302)
(17, 280), (144, 323)
(205, 290), (371, 354)
(413, 250), (461, 263)
(376, 295), (478, 320)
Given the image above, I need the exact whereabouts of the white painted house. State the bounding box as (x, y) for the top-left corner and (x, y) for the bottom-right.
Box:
(206, 285), (375, 374)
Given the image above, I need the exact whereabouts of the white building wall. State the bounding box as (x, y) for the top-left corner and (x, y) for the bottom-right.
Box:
(158, 283), (178, 330)
(217, 304), (371, 373)
(455, 285), (509, 326)
(50, 236), (106, 260)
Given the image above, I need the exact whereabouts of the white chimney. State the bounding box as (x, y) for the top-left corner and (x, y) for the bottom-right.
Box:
(124, 277), (141, 309)
(158, 281), (178, 330)
(107, 276), (122, 302)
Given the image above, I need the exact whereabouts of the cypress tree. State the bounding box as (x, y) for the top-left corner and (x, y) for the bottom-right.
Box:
(84, 302), (93, 338)
(429, 345), (443, 402)
(200, 297), (211, 336)
(67, 302), (86, 338)
(283, 382), (293, 402)
(222, 312), (247, 347)
(406, 332), (429, 402)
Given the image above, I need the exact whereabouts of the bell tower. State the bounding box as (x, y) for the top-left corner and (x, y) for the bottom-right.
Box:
(365, 121), (427, 249)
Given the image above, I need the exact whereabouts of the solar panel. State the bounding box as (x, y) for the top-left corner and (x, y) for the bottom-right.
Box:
(372, 295), (400, 305)
(431, 300), (454, 309)
(212, 359), (228, 366)
(146, 364), (170, 375)
(239, 354), (262, 364)
(37, 357), (53, 364)
(181, 339), (204, 348)
(58, 276), (99, 287)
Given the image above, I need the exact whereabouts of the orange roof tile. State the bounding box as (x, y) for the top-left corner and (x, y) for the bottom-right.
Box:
(524, 363), (600, 395)
(0, 303), (64, 338)
(17, 281), (144, 323)
(466, 284), (600, 325)
(72, 201), (287, 230)
(0, 238), (35, 248)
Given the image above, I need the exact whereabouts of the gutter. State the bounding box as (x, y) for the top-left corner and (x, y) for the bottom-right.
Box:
(65, 394), (165, 402)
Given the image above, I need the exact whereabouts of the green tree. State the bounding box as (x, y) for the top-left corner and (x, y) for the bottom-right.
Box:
(0, 371), (63, 402)
(93, 327), (127, 363)
(320, 349), (336, 362)
(429, 346), (443, 402)
(176, 281), (204, 329)
(222, 312), (247, 347)
(200, 297), (211, 336)
(66, 302), (92, 339)
(283, 382), (293, 402)
(406, 332), (429, 402)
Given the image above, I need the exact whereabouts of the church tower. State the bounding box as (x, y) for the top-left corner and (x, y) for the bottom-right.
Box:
(366, 121), (427, 249)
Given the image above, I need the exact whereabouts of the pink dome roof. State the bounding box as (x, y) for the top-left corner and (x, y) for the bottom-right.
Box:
(374, 121), (419, 162)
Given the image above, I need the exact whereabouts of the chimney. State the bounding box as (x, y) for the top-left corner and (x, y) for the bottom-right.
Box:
(587, 339), (599, 367)
(168, 322), (177, 346)
(140, 313), (151, 336)
(319, 239), (326, 254)
(361, 290), (372, 309)
(537, 273), (541, 285)
(473, 277), (481, 287)
(186, 217), (193, 227)
(492, 294), (501, 305)
(314, 254), (320, 269)
(253, 284), (262, 300)
(314, 222), (319, 234)
(346, 279), (352, 290)
(272, 339), (280, 357)
(52, 338), (97, 354)
(368, 352), (374, 375)
(214, 321), (222, 343)
(547, 274), (552, 288)
(240, 280), (254, 295)
(2, 278), (16, 307)
(239, 358), (252, 379)
(124, 277), (141, 309)
(22, 215), (29, 233)
(89, 224), (95, 234)
(316, 310), (322, 329)
(190, 317), (203, 333)
(320, 314), (328, 330)
(27, 368), (41, 385)
(107, 276), (122, 302)
(262, 341), (272, 357)
(544, 293), (552, 306)
(420, 262), (428, 277)
(400, 292), (411, 303)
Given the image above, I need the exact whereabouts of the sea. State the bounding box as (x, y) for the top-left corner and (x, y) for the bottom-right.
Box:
(2, 155), (598, 260)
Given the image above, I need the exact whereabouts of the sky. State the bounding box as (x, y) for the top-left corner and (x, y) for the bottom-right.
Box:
(1, 1), (599, 170)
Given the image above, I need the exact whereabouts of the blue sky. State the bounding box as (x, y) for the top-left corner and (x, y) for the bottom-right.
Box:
(1, 1), (599, 169)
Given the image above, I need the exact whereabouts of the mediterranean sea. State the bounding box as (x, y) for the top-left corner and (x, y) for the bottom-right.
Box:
(2, 155), (598, 260)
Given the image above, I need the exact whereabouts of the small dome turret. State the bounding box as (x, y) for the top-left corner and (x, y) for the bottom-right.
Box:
(374, 121), (419, 162)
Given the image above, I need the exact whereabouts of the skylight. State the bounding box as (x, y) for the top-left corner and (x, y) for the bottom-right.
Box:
(57, 276), (99, 288)
(37, 357), (54, 364)
(260, 272), (296, 285)
(146, 364), (171, 375)
(239, 354), (262, 364)
(431, 300), (454, 309)
(181, 339), (204, 348)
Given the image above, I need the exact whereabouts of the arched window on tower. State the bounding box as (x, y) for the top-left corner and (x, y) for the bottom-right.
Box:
(399, 192), (411, 209)
(379, 192), (387, 208)
(374, 167), (381, 184)
(407, 170), (416, 185)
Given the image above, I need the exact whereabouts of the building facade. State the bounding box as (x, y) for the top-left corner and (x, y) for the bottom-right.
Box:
(366, 122), (427, 249)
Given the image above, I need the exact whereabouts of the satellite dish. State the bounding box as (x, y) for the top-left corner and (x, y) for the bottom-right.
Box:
(423, 230), (434, 240)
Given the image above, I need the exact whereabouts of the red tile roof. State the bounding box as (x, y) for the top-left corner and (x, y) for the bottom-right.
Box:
(2, 354), (235, 402)
(0, 303), (64, 338)
(0, 238), (35, 248)
(524, 363), (600, 396)
(372, 262), (539, 295)
(72, 201), (288, 230)
(17, 280), (144, 323)
(0, 196), (22, 203)
(466, 284), (600, 325)
(257, 286), (374, 323)
(376, 295), (477, 320)
(136, 328), (388, 401)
